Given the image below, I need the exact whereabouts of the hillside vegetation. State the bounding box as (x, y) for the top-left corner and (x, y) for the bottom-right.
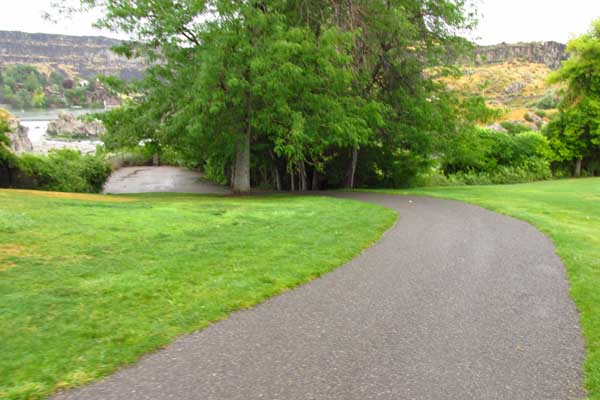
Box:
(444, 61), (557, 108)
(0, 64), (118, 110)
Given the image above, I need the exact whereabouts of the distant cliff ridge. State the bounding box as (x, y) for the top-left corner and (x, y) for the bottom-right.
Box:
(474, 41), (568, 70)
(0, 30), (145, 79)
(0, 30), (568, 77)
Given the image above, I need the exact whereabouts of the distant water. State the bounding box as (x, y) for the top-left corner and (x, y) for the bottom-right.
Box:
(9, 108), (103, 121)
(6, 108), (105, 154)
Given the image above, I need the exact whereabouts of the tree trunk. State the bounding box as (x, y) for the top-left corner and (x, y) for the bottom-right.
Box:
(232, 131), (251, 193)
(298, 161), (308, 191)
(574, 158), (582, 177)
(290, 170), (296, 192)
(345, 146), (358, 188)
(260, 166), (268, 188)
(311, 169), (319, 191)
(152, 153), (159, 166)
(273, 165), (281, 191)
(3, 166), (13, 187)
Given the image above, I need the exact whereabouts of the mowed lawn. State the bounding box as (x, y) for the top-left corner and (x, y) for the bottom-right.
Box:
(0, 190), (396, 400)
(378, 178), (600, 399)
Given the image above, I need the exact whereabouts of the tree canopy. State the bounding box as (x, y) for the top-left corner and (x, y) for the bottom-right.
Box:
(73, 0), (482, 191)
(547, 18), (600, 176)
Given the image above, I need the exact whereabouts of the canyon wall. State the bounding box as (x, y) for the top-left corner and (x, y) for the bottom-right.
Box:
(474, 41), (568, 70)
(0, 30), (144, 79)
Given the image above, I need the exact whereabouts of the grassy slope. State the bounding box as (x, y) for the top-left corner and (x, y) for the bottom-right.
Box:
(370, 178), (600, 398)
(441, 61), (555, 107)
(0, 190), (396, 400)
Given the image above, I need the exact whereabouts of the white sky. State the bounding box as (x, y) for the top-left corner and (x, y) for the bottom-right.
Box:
(469, 0), (600, 44)
(0, 0), (599, 44)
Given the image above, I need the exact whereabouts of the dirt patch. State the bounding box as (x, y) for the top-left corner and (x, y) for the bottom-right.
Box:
(0, 244), (26, 272)
(0, 189), (135, 203)
(0, 244), (25, 256)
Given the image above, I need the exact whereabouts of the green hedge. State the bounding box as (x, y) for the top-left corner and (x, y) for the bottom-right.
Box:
(2, 149), (111, 193)
(436, 128), (554, 185)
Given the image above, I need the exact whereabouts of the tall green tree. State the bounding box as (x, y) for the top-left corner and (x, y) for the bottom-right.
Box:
(547, 18), (600, 176)
(72, 0), (477, 190)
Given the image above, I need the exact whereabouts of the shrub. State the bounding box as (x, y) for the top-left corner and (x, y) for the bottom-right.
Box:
(204, 156), (229, 185)
(18, 149), (111, 193)
(439, 128), (553, 185)
(105, 147), (152, 169)
(499, 121), (530, 134)
(535, 91), (561, 110)
(417, 171), (451, 187)
(446, 159), (552, 185)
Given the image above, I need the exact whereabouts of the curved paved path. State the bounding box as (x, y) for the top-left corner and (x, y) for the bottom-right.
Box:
(53, 192), (584, 400)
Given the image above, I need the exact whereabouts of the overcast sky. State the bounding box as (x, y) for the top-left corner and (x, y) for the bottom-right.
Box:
(1, 0), (600, 44)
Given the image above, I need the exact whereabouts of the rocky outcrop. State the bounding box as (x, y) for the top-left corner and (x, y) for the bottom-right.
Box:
(47, 112), (106, 138)
(1, 109), (33, 153)
(474, 41), (567, 70)
(0, 30), (145, 80)
(486, 123), (508, 133)
(6, 119), (33, 153)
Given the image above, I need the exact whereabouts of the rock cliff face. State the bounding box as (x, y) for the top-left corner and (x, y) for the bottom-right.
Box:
(0, 30), (144, 79)
(474, 41), (568, 70)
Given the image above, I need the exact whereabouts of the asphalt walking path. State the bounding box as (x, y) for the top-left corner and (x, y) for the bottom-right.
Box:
(53, 191), (585, 400)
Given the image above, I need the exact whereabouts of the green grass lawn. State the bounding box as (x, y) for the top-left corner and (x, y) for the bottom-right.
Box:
(369, 178), (600, 399)
(0, 190), (396, 400)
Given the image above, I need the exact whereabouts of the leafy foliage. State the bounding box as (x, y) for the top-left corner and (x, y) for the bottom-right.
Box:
(2, 110), (111, 193)
(17, 150), (111, 193)
(0, 112), (21, 184)
(534, 91), (561, 110)
(547, 18), (600, 176)
(439, 128), (553, 184)
(500, 121), (533, 134)
(80, 0), (481, 191)
(0, 64), (103, 109)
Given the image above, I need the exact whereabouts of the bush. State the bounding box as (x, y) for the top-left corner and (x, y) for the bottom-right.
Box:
(204, 156), (229, 185)
(499, 121), (531, 134)
(535, 91), (561, 110)
(105, 147), (152, 169)
(446, 159), (552, 185)
(439, 128), (553, 185)
(417, 171), (452, 187)
(18, 149), (111, 193)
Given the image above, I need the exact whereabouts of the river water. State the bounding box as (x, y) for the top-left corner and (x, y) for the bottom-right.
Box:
(9, 108), (104, 154)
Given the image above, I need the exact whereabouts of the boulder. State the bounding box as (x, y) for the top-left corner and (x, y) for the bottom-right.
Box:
(47, 112), (106, 138)
(6, 119), (33, 153)
(504, 82), (526, 96)
(486, 123), (508, 133)
(0, 109), (33, 153)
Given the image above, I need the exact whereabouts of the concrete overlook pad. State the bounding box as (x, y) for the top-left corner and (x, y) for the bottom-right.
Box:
(102, 166), (230, 195)
(53, 191), (585, 400)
